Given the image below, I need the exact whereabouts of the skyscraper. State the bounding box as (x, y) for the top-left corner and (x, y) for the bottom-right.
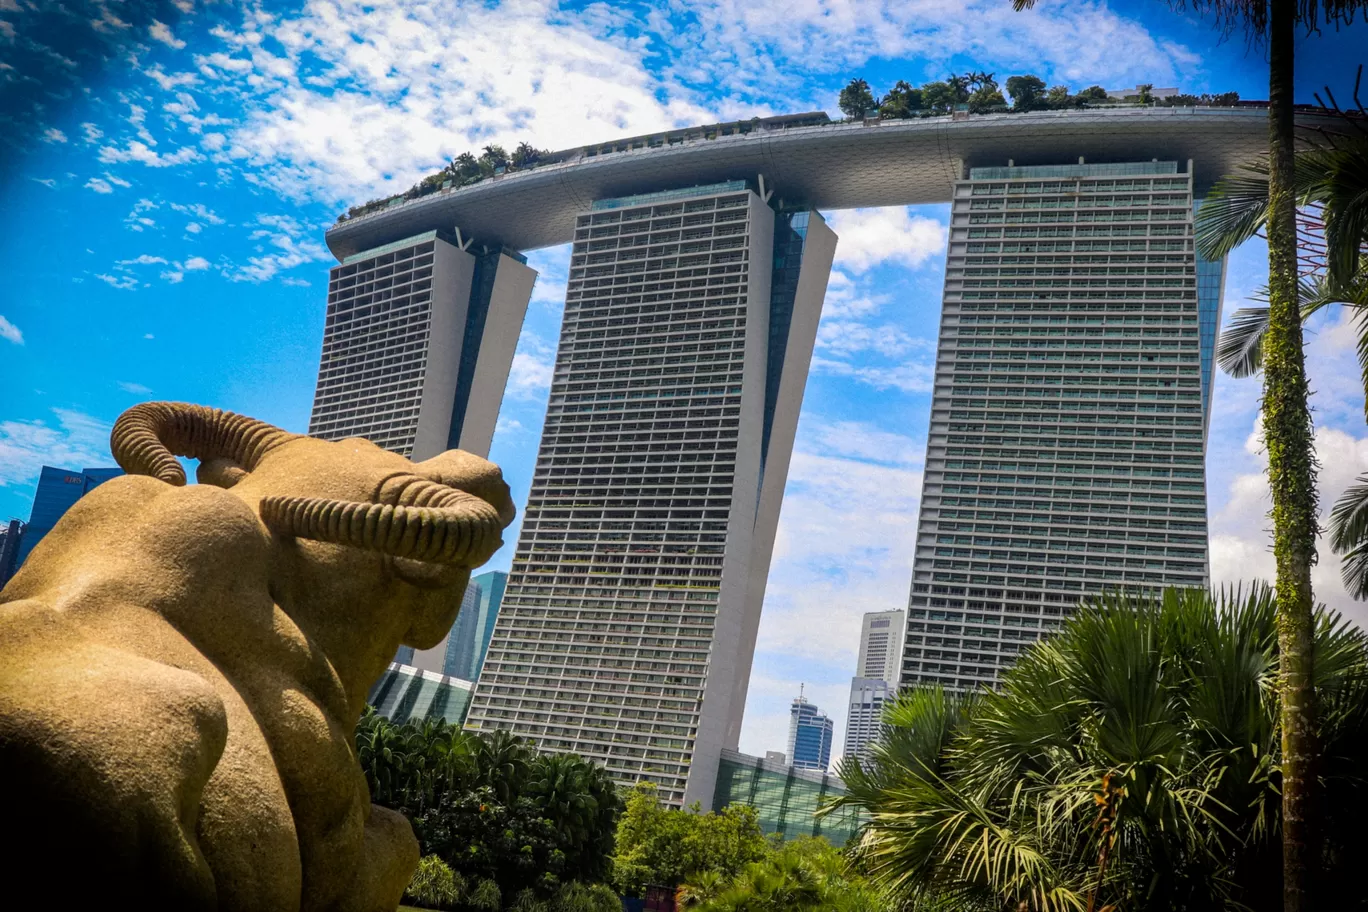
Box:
(786, 693), (834, 771)
(466, 181), (838, 806)
(0, 519), (25, 587)
(14, 466), (124, 569)
(444, 569), (508, 682)
(900, 160), (1219, 690)
(408, 581), (481, 675)
(843, 609), (904, 762)
(308, 231), (537, 460)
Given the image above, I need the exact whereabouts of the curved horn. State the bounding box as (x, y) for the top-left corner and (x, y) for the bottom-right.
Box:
(111, 402), (296, 486)
(259, 480), (504, 565)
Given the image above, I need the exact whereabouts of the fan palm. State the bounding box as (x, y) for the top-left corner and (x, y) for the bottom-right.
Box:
(826, 586), (1368, 911)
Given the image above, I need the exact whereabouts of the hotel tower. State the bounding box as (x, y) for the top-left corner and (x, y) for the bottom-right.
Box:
(899, 160), (1223, 690)
(465, 181), (838, 806)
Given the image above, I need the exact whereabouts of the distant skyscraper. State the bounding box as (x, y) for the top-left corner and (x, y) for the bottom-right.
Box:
(787, 692), (834, 771)
(900, 160), (1219, 690)
(467, 181), (838, 806)
(444, 569), (508, 682)
(14, 466), (123, 569)
(308, 231), (537, 460)
(0, 519), (25, 587)
(843, 610), (904, 762)
(409, 581), (481, 675)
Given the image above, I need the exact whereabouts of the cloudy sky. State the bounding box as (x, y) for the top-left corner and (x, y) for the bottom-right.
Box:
(2, 0), (1366, 764)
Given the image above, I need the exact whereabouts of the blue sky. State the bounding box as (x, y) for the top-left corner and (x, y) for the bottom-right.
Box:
(2, 0), (1366, 762)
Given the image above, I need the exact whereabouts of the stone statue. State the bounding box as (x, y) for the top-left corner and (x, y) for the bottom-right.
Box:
(0, 402), (515, 911)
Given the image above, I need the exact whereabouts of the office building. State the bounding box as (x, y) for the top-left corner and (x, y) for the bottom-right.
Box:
(466, 181), (838, 806)
(308, 231), (537, 460)
(368, 663), (476, 727)
(445, 569), (508, 682)
(842, 610), (904, 762)
(900, 160), (1219, 690)
(408, 581), (481, 675)
(843, 677), (893, 764)
(0, 519), (25, 587)
(712, 748), (862, 844)
(787, 693), (834, 771)
(15, 466), (123, 569)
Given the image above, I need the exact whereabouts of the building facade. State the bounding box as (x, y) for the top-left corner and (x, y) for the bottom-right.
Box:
(308, 231), (537, 460)
(408, 581), (481, 675)
(14, 466), (123, 569)
(786, 694), (834, 771)
(445, 569), (509, 682)
(900, 160), (1220, 690)
(0, 519), (24, 587)
(843, 609), (904, 762)
(466, 181), (838, 806)
(712, 748), (862, 844)
(368, 663), (476, 727)
(843, 677), (892, 764)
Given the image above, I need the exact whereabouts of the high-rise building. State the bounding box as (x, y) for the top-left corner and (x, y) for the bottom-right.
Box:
(14, 466), (124, 569)
(843, 677), (893, 764)
(444, 569), (508, 682)
(308, 231), (537, 460)
(855, 610), (904, 681)
(0, 519), (25, 587)
(786, 693), (834, 771)
(900, 160), (1219, 690)
(369, 662), (476, 727)
(409, 581), (481, 675)
(466, 181), (838, 806)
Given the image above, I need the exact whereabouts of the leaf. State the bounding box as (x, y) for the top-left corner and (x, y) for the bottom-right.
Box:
(1215, 306), (1270, 377)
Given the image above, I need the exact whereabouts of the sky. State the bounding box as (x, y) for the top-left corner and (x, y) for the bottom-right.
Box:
(2, 0), (1367, 766)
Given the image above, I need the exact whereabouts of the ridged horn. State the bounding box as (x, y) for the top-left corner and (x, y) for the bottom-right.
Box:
(259, 480), (504, 565)
(111, 402), (296, 486)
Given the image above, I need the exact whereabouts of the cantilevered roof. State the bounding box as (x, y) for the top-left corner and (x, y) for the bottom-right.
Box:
(324, 106), (1335, 262)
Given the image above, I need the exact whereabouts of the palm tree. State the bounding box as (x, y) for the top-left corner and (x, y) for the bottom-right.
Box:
(1009, 5), (1368, 906)
(826, 586), (1368, 911)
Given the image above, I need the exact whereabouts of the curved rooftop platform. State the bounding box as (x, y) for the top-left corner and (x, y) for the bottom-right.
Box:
(324, 106), (1334, 261)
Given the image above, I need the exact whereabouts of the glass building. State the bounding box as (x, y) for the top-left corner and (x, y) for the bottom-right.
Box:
(712, 748), (862, 845)
(368, 662), (476, 727)
(466, 182), (838, 807)
(444, 569), (508, 682)
(900, 160), (1221, 690)
(786, 694), (834, 770)
(15, 466), (123, 569)
(309, 231), (536, 460)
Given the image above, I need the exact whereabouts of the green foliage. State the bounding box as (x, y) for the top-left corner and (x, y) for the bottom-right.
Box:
(1005, 74), (1047, 110)
(611, 783), (770, 896)
(406, 855), (466, 910)
(551, 882), (622, 912)
(828, 587), (1368, 911)
(680, 836), (884, 912)
(877, 80), (922, 119)
(340, 140), (550, 221)
(355, 711), (622, 908)
(838, 78), (878, 119)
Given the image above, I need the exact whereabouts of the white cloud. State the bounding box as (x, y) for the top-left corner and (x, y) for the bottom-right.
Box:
(280, 276), (310, 287)
(229, 213), (329, 282)
(183, 256), (211, 270)
(170, 202), (224, 225)
(816, 320), (922, 358)
(98, 141), (202, 168)
(825, 207), (948, 273)
(31, 177), (57, 189)
(0, 315), (22, 345)
(810, 354), (935, 393)
(95, 273), (139, 290)
(0, 409), (114, 490)
(144, 65), (199, 91)
(80, 123), (103, 143)
(118, 381), (152, 394)
(507, 346), (556, 400)
(185, 222), (203, 233)
(42, 127), (67, 143)
(161, 270), (184, 284)
(149, 19), (186, 49)
(84, 177), (114, 194)
(117, 255), (169, 266)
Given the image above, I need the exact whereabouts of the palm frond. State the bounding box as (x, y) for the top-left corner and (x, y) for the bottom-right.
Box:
(1215, 306), (1271, 377)
(1329, 477), (1368, 599)
(1196, 167), (1270, 261)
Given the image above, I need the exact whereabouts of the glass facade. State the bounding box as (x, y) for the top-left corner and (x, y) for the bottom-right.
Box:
(901, 161), (1218, 690)
(712, 749), (863, 845)
(368, 662), (476, 726)
(16, 466), (123, 568)
(787, 696), (834, 770)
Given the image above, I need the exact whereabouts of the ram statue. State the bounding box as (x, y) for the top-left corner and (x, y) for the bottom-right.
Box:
(0, 402), (515, 911)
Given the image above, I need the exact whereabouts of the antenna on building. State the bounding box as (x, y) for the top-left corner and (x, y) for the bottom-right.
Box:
(799, 682), (805, 699)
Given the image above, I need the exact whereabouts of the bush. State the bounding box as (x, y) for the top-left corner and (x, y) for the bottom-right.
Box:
(553, 882), (621, 912)
(404, 854), (464, 910)
(467, 877), (502, 912)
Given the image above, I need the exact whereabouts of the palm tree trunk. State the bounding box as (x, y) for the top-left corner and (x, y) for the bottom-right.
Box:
(1263, 0), (1319, 908)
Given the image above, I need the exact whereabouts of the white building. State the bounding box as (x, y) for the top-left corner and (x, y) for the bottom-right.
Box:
(842, 610), (905, 763)
(900, 160), (1221, 690)
(466, 182), (838, 807)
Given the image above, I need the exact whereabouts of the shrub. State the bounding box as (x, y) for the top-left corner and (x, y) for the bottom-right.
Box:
(553, 881), (622, 912)
(466, 877), (502, 912)
(404, 854), (464, 910)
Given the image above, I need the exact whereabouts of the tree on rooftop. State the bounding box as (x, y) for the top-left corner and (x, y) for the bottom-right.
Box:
(1006, 74), (1048, 110)
(878, 80), (923, 118)
(1009, 1), (1368, 907)
(838, 78), (878, 119)
(966, 72), (1007, 112)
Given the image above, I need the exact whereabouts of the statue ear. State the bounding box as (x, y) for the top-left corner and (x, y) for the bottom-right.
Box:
(197, 457), (249, 489)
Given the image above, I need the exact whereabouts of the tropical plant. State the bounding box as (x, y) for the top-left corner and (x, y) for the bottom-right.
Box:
(1011, 2), (1368, 905)
(678, 836), (885, 912)
(1006, 74), (1048, 110)
(826, 586), (1368, 911)
(406, 854), (467, 910)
